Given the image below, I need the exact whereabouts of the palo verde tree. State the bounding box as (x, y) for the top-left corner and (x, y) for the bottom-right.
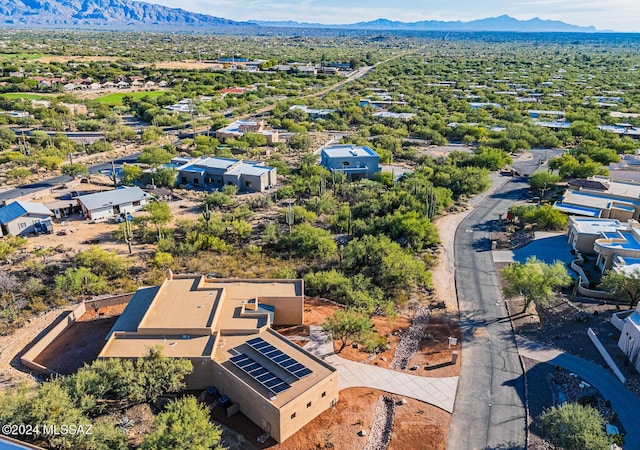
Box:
(501, 256), (572, 312)
(142, 201), (173, 242)
(599, 268), (640, 308)
(322, 308), (375, 353)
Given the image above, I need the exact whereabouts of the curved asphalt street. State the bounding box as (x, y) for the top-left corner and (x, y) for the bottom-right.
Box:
(447, 150), (562, 450)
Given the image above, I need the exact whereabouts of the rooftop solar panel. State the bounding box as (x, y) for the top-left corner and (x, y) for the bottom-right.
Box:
(247, 337), (312, 379)
(229, 354), (290, 395)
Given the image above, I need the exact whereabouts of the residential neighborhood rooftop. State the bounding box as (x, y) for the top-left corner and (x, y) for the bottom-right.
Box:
(321, 145), (378, 158)
(77, 187), (149, 212)
(0, 201), (52, 224)
(569, 217), (627, 235)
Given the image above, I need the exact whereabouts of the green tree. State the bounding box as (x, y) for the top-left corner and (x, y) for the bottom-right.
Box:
(139, 147), (174, 167)
(538, 403), (610, 450)
(151, 167), (177, 187)
(143, 202), (173, 241)
(529, 205), (568, 230)
(242, 133), (268, 148)
(371, 211), (440, 251)
(87, 140), (113, 154)
(61, 163), (89, 179)
(54, 267), (108, 296)
(342, 235), (431, 292)
(121, 164), (143, 185)
(141, 396), (224, 450)
(529, 172), (561, 193)
(151, 251), (174, 268)
(468, 147), (513, 170)
(140, 126), (164, 144)
(322, 309), (375, 353)
(279, 223), (337, 262)
(599, 268), (640, 308)
(74, 246), (129, 278)
(501, 256), (572, 312)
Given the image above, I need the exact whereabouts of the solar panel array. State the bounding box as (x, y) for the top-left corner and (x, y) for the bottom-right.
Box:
(229, 354), (290, 394)
(247, 337), (312, 379)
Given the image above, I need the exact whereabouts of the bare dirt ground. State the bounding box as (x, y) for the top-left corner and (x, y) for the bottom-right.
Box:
(206, 387), (448, 450)
(0, 307), (69, 387)
(33, 317), (118, 374)
(32, 302), (127, 374)
(276, 298), (461, 378)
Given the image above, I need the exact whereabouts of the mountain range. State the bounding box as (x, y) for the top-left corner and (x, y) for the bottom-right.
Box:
(0, 0), (251, 28)
(252, 16), (597, 33)
(0, 0), (597, 32)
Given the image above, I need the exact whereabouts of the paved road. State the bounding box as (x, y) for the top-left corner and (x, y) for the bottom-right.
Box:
(447, 177), (529, 450)
(447, 150), (562, 450)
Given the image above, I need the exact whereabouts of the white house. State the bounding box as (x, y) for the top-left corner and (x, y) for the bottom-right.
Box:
(77, 187), (151, 222)
(618, 304), (640, 373)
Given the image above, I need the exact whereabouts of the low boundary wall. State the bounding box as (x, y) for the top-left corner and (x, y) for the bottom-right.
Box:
(587, 328), (626, 383)
(20, 294), (132, 375)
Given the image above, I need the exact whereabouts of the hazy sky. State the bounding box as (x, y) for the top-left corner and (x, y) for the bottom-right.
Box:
(151, 0), (639, 32)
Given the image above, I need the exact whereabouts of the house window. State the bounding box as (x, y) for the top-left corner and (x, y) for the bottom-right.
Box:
(18, 222), (26, 229)
(342, 161), (350, 166)
(245, 181), (253, 187)
(133, 201), (140, 207)
(181, 176), (187, 183)
(193, 178), (199, 185)
(307, 402), (312, 408)
(321, 392), (326, 398)
(290, 412), (296, 420)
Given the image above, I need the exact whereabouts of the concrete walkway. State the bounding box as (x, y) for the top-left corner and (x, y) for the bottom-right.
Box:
(516, 335), (640, 444)
(306, 326), (458, 413)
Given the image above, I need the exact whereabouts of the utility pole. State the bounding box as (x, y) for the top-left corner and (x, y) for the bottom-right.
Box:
(111, 161), (117, 189)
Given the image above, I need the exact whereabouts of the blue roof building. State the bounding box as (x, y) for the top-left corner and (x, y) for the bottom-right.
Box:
(320, 145), (381, 180)
(0, 201), (53, 237)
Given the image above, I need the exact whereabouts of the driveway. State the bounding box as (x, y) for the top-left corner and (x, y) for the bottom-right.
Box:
(492, 232), (574, 264)
(513, 232), (573, 265)
(517, 336), (640, 445)
(307, 326), (458, 413)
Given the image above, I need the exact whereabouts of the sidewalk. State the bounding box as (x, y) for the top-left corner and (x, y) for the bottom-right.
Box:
(516, 335), (640, 444)
(307, 326), (458, 413)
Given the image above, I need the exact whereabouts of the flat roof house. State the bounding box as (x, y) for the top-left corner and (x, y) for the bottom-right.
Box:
(289, 105), (336, 120)
(175, 157), (277, 193)
(99, 274), (338, 443)
(554, 176), (640, 221)
(566, 217), (629, 254)
(216, 120), (280, 145)
(320, 145), (381, 180)
(0, 201), (53, 237)
(77, 187), (151, 222)
(592, 222), (640, 272)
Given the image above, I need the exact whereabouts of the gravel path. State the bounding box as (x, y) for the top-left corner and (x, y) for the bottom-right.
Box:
(362, 395), (395, 450)
(390, 307), (430, 370)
